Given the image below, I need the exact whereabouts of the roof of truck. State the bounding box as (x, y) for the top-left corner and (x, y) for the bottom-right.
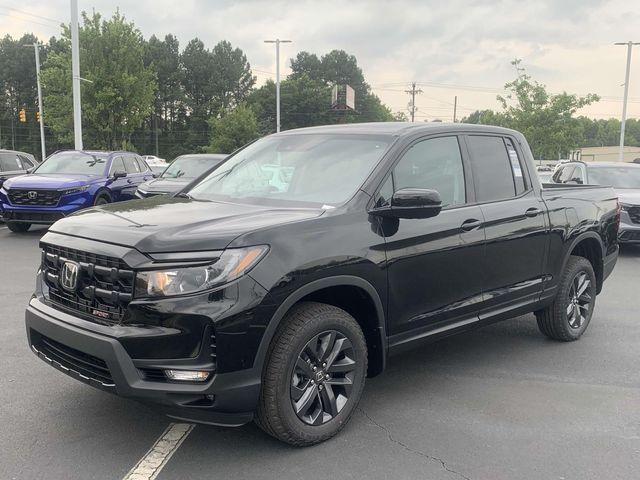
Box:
(276, 122), (519, 137)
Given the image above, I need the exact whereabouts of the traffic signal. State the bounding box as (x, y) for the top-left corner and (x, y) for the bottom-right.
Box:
(19, 108), (26, 123)
(36, 111), (41, 122)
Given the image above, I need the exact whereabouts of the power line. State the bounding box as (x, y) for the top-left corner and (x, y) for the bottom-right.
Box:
(0, 4), (63, 23)
(0, 11), (59, 30)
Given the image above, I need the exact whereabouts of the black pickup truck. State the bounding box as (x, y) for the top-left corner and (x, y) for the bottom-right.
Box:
(25, 123), (619, 446)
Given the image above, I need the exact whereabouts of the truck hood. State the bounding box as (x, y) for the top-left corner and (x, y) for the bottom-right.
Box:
(3, 173), (100, 190)
(49, 196), (324, 253)
(138, 177), (189, 194)
(615, 189), (640, 206)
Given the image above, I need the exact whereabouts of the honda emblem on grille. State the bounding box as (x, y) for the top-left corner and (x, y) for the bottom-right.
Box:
(60, 261), (80, 291)
(27, 191), (38, 200)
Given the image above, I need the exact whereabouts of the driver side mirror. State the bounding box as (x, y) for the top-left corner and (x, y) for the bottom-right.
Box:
(111, 170), (127, 180)
(372, 188), (443, 219)
(26, 167), (35, 174)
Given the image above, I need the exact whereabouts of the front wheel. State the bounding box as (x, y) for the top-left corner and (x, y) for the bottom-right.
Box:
(256, 302), (367, 446)
(536, 256), (597, 341)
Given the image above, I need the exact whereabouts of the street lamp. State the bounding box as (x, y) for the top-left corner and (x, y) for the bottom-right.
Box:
(264, 39), (292, 133)
(614, 41), (640, 162)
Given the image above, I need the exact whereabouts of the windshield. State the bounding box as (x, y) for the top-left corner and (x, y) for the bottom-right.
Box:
(35, 152), (108, 175)
(188, 134), (392, 207)
(162, 156), (220, 179)
(588, 166), (640, 189)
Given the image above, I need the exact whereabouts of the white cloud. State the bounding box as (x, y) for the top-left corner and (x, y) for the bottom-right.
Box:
(2, 0), (639, 119)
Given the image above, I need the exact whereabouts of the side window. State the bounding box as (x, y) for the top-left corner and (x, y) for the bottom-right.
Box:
(559, 165), (576, 183)
(571, 166), (585, 184)
(0, 153), (22, 171)
(375, 176), (394, 208)
(135, 156), (148, 172)
(110, 156), (125, 174)
(124, 156), (140, 174)
(504, 138), (526, 194)
(393, 136), (466, 208)
(551, 166), (564, 183)
(467, 135), (518, 202)
(18, 155), (34, 169)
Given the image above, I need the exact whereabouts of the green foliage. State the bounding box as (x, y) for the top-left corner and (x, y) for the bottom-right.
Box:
(206, 104), (259, 154)
(463, 59), (600, 159)
(41, 11), (156, 149)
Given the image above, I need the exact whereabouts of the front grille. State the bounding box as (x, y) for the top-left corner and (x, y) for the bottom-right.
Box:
(627, 206), (640, 224)
(620, 230), (640, 242)
(41, 244), (134, 325)
(4, 211), (65, 223)
(8, 188), (62, 206)
(31, 331), (114, 389)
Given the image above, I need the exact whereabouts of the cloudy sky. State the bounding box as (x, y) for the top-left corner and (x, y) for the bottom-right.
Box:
(2, 0), (640, 120)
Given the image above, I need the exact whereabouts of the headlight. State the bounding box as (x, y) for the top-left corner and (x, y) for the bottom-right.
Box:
(61, 185), (90, 195)
(135, 245), (269, 298)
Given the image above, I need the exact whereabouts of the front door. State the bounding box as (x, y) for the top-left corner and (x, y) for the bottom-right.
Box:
(380, 135), (486, 347)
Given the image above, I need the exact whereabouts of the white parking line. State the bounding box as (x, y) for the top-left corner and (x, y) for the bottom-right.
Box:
(123, 423), (195, 480)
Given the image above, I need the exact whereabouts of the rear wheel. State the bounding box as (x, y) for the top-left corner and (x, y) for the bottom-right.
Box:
(256, 302), (367, 446)
(6, 221), (30, 233)
(536, 256), (596, 341)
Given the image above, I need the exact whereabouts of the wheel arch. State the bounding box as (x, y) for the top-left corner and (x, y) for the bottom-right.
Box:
(255, 276), (387, 378)
(563, 232), (604, 294)
(93, 187), (112, 204)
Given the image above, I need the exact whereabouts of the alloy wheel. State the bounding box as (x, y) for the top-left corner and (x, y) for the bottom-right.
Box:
(290, 330), (356, 426)
(566, 271), (592, 329)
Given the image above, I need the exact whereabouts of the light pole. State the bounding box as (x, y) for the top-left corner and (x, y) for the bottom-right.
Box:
(24, 43), (46, 161)
(71, 0), (83, 150)
(264, 39), (291, 133)
(615, 41), (639, 162)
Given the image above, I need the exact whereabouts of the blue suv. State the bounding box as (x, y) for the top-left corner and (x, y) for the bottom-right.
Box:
(0, 150), (153, 232)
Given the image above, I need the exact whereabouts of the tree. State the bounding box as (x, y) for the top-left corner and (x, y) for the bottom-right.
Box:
(41, 11), (156, 149)
(207, 104), (259, 154)
(463, 59), (600, 159)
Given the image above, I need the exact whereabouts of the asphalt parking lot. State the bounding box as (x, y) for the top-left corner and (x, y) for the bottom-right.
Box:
(1, 224), (639, 480)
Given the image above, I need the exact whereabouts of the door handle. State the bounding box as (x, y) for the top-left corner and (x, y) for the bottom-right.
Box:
(460, 219), (482, 232)
(525, 207), (542, 218)
(127, 179), (133, 184)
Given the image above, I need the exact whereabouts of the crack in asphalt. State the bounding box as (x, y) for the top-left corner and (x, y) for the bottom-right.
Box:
(357, 407), (471, 480)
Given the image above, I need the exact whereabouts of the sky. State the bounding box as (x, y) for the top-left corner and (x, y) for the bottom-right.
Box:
(2, 0), (640, 121)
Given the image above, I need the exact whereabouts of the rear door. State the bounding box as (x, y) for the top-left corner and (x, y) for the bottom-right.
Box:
(465, 134), (548, 317)
(381, 134), (486, 346)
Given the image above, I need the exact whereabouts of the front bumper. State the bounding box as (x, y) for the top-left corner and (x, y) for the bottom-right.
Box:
(26, 298), (261, 426)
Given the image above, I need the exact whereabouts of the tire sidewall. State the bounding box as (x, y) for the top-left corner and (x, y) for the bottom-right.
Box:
(557, 258), (597, 340)
(7, 221), (30, 233)
(273, 308), (367, 443)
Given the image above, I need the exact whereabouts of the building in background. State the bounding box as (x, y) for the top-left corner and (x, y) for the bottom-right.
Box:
(571, 146), (640, 163)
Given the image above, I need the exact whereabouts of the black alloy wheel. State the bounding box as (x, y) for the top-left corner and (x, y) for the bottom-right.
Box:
(290, 330), (356, 426)
(566, 271), (592, 330)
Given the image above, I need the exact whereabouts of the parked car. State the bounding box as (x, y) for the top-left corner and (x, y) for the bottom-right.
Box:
(141, 155), (167, 175)
(26, 123), (619, 446)
(0, 149), (38, 189)
(135, 154), (227, 198)
(536, 165), (554, 183)
(551, 160), (640, 243)
(0, 150), (153, 232)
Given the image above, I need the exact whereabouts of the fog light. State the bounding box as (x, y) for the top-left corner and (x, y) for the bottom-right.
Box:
(164, 370), (211, 382)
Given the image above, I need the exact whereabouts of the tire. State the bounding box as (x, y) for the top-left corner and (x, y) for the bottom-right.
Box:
(6, 221), (30, 233)
(256, 301), (368, 446)
(94, 194), (110, 206)
(536, 256), (597, 341)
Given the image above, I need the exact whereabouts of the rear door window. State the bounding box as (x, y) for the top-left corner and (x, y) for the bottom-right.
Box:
(467, 135), (524, 202)
(124, 156), (141, 174)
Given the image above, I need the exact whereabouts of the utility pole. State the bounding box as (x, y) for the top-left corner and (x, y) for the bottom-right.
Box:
(453, 95), (457, 123)
(70, 0), (83, 150)
(264, 38), (292, 133)
(615, 41), (639, 162)
(405, 82), (422, 122)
